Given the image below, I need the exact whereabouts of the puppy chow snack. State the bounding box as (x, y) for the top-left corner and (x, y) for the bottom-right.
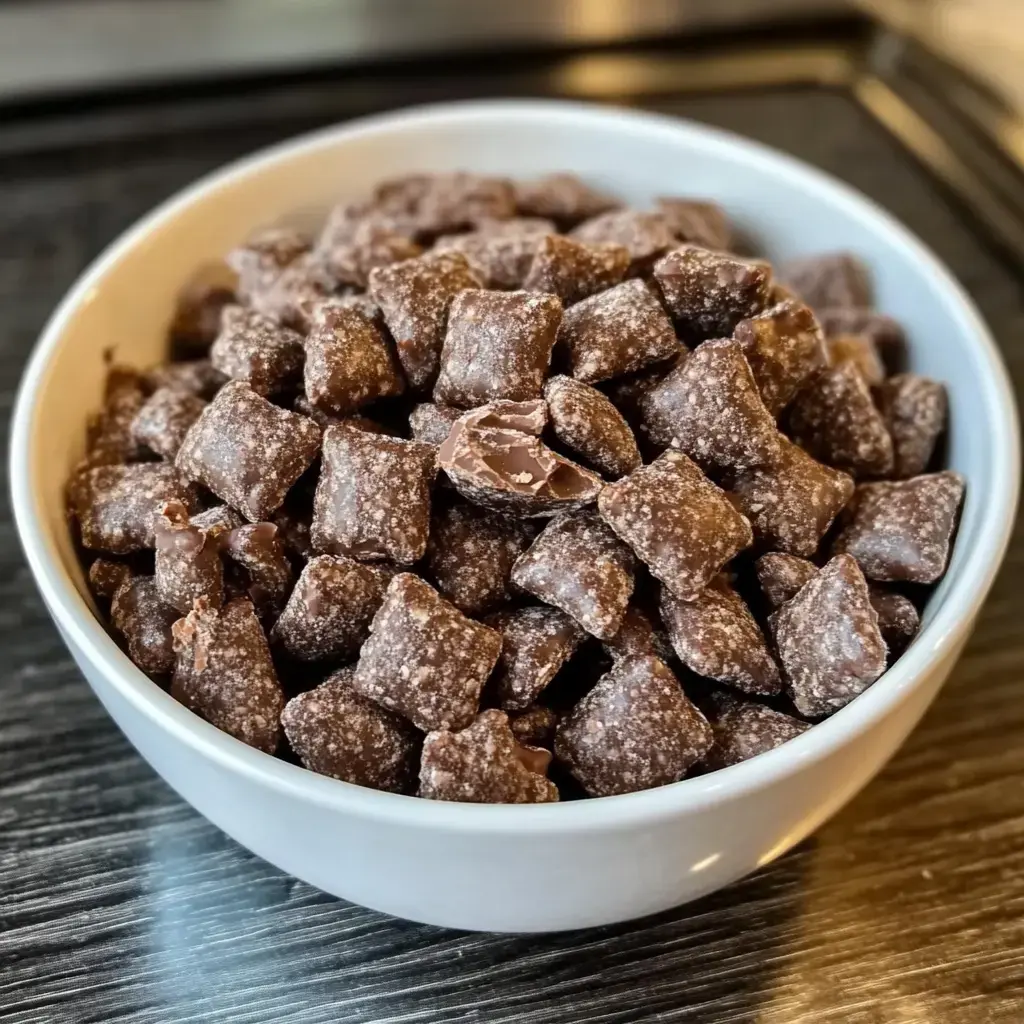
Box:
(599, 451), (752, 601)
(176, 380), (321, 522)
(557, 278), (681, 384)
(71, 170), (962, 801)
(352, 573), (502, 732)
(511, 511), (635, 640)
(420, 709), (558, 804)
(281, 667), (419, 793)
(434, 289), (562, 407)
(543, 375), (641, 478)
(312, 424), (436, 564)
(555, 654), (712, 797)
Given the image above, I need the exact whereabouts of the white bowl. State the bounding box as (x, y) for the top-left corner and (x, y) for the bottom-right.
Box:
(10, 100), (1019, 933)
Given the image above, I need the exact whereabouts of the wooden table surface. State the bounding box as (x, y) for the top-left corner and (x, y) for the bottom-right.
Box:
(1, 84), (1023, 1023)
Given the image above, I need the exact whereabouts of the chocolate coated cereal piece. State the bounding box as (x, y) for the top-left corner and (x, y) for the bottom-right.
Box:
(131, 386), (206, 460)
(640, 339), (780, 471)
(176, 381), (322, 523)
(372, 172), (516, 239)
(733, 299), (828, 416)
(249, 252), (337, 333)
(728, 437), (854, 558)
(870, 588), (920, 657)
(875, 374), (948, 478)
(304, 301), (405, 415)
(544, 375), (641, 479)
(602, 606), (672, 663)
(513, 173), (620, 228)
(832, 471), (964, 584)
(227, 227), (309, 301)
(82, 369), (146, 469)
(818, 307), (905, 355)
(144, 359), (226, 400)
(168, 267), (236, 354)
(508, 704), (560, 750)
(352, 573), (502, 732)
(368, 250), (482, 391)
(781, 252), (871, 311)
(703, 701), (810, 771)
(425, 503), (534, 616)
(434, 218), (555, 289)
(434, 289), (561, 408)
(88, 558), (131, 600)
(571, 209), (676, 275)
(154, 500), (224, 614)
(281, 666), (419, 792)
(190, 505), (245, 540)
(755, 552), (817, 609)
(511, 511), (635, 640)
(600, 359), (679, 429)
(316, 218), (422, 290)
(420, 709), (558, 804)
(523, 234), (630, 306)
(653, 245), (772, 342)
(774, 554), (887, 717)
(487, 605), (585, 710)
(311, 424), (436, 564)
(655, 197), (732, 252)
(111, 575), (179, 676)
(209, 305), (304, 396)
(787, 364), (894, 478)
(555, 654), (712, 797)
(828, 333), (885, 386)
(438, 401), (603, 518)
(172, 597), (285, 752)
(557, 278), (682, 385)
(271, 554), (388, 662)
(221, 522), (293, 620)
(408, 402), (463, 445)
(660, 576), (781, 696)
(69, 463), (196, 554)
(598, 451), (753, 601)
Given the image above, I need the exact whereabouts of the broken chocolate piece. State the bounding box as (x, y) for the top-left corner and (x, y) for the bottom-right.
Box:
(154, 499), (224, 614)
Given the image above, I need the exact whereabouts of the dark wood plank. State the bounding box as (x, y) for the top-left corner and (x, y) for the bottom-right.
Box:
(1, 86), (1022, 1024)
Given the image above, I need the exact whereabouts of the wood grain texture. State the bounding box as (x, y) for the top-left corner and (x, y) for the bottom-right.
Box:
(1, 84), (1023, 1024)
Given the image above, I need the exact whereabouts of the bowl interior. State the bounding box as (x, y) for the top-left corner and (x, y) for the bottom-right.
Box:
(11, 100), (1019, 819)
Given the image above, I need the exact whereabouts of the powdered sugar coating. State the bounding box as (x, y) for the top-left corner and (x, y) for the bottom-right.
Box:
(88, 558), (131, 600)
(420, 709), (558, 804)
(557, 278), (681, 384)
(81, 369), (146, 469)
(154, 500), (224, 614)
(733, 299), (828, 416)
(571, 209), (676, 275)
(227, 226), (309, 301)
(555, 654), (712, 797)
(727, 437), (854, 557)
(523, 234), (630, 306)
(221, 522), (293, 621)
(703, 702), (810, 771)
(110, 575), (179, 676)
(281, 667), (419, 793)
(315, 217), (422, 289)
(781, 252), (871, 311)
(755, 552), (818, 609)
(271, 555), (388, 661)
(786, 364), (894, 479)
(434, 218), (555, 289)
(311, 425), (435, 564)
(598, 450), (753, 601)
(425, 502), (535, 615)
(508, 705), (560, 749)
(832, 471), (965, 584)
(176, 381), (322, 523)
(828, 333), (886, 386)
(655, 197), (732, 251)
(368, 250), (482, 391)
(69, 462), (196, 554)
(544, 375), (641, 479)
(875, 373), (948, 478)
(171, 597), (285, 751)
(304, 302), (405, 415)
(131, 386), (206, 460)
(512, 511), (635, 640)
(352, 573), (502, 732)
(434, 289), (562, 407)
(209, 305), (304, 396)
(774, 554), (886, 717)
(513, 174), (620, 227)
(640, 339), (781, 470)
(660, 576), (781, 695)
(487, 605), (585, 711)
(653, 245), (772, 342)
(408, 402), (463, 445)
